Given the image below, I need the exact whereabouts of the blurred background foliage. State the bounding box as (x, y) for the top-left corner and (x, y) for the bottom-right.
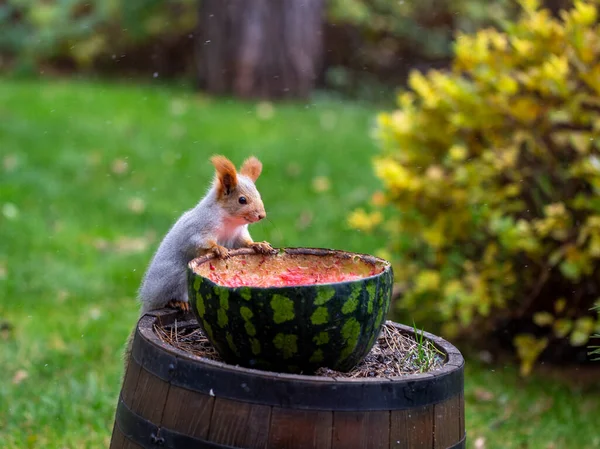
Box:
(324, 0), (517, 97)
(0, 0), (197, 78)
(0, 0), (521, 95)
(349, 0), (600, 374)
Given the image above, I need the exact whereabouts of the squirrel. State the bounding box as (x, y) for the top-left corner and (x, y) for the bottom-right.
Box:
(123, 155), (274, 368)
(139, 154), (274, 314)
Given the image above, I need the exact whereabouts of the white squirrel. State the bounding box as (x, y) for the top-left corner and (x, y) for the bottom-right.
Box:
(137, 154), (274, 315)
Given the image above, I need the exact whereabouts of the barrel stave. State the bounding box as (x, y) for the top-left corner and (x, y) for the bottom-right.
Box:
(208, 397), (271, 448)
(332, 410), (390, 448)
(268, 408), (333, 449)
(161, 384), (214, 440)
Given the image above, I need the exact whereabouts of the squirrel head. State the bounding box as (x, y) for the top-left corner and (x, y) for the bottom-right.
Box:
(210, 155), (266, 224)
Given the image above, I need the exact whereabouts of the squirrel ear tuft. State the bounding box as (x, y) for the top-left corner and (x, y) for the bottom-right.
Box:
(240, 156), (262, 182)
(211, 155), (238, 195)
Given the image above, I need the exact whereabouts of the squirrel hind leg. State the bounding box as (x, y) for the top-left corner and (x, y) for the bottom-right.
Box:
(167, 299), (190, 313)
(163, 275), (191, 313)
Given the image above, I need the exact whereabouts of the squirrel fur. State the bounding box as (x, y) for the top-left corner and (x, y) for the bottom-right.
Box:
(123, 155), (273, 369)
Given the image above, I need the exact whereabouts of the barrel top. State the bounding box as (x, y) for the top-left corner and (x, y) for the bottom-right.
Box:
(134, 308), (464, 411)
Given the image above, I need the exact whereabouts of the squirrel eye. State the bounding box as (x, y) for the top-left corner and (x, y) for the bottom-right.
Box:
(238, 196), (247, 204)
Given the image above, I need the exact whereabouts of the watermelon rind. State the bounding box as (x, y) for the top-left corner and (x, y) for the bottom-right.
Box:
(187, 247), (393, 374)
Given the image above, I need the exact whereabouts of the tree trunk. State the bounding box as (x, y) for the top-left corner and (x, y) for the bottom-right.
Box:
(197, 0), (324, 100)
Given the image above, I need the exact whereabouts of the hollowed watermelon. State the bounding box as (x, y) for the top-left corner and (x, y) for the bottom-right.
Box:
(187, 247), (393, 374)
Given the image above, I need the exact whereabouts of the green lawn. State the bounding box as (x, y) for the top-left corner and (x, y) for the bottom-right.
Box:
(1, 78), (599, 448)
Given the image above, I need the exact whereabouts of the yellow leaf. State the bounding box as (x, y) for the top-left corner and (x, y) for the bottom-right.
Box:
(347, 209), (381, 232)
(570, 330), (589, 346)
(580, 66), (600, 94)
(518, 0), (541, 12)
(414, 270), (441, 293)
(497, 75), (519, 95)
(553, 318), (573, 338)
(514, 334), (548, 376)
(409, 70), (439, 108)
(571, 0), (598, 26)
(554, 298), (567, 313)
(426, 165), (444, 180)
(509, 97), (542, 122)
(512, 37), (534, 57)
(374, 158), (420, 193)
(449, 145), (467, 161)
(570, 133), (593, 154)
(390, 110), (412, 133)
(574, 316), (595, 335)
(533, 311), (555, 327)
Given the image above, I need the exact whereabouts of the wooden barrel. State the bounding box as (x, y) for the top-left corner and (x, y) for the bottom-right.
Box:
(110, 308), (465, 449)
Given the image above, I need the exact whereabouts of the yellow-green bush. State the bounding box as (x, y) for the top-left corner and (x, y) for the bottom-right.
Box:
(350, 0), (600, 374)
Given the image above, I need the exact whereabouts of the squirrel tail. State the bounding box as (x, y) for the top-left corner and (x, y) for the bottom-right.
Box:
(121, 328), (136, 381)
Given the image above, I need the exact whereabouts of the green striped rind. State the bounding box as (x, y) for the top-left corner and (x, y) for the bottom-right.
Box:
(187, 264), (393, 374)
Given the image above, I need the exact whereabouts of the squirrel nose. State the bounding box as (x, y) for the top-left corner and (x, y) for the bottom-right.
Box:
(257, 213), (266, 221)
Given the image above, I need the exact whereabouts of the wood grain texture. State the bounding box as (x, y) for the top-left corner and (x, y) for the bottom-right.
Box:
(332, 411), (390, 449)
(120, 358), (142, 407)
(109, 426), (143, 449)
(109, 425), (127, 449)
(128, 365), (171, 424)
(208, 397), (271, 449)
(161, 384), (215, 440)
(269, 408), (333, 449)
(458, 392), (465, 439)
(434, 396), (461, 448)
(390, 405), (434, 449)
(245, 403), (273, 449)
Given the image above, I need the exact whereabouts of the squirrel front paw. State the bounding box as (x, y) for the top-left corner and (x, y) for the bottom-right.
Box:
(211, 244), (230, 259)
(249, 241), (275, 254)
